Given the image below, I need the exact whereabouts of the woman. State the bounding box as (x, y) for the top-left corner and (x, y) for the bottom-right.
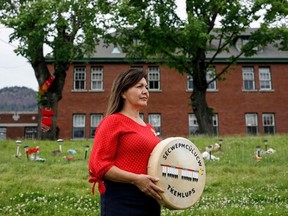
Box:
(88, 68), (164, 215)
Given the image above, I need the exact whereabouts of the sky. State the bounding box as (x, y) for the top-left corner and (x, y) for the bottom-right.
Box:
(0, 26), (38, 91)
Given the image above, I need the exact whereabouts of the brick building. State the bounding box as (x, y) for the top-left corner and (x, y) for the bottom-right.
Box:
(0, 112), (38, 140)
(54, 34), (288, 139)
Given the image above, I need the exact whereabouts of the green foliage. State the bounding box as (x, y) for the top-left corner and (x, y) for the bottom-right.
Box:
(0, 0), (114, 139)
(110, 0), (288, 73)
(0, 0), (109, 62)
(0, 136), (288, 215)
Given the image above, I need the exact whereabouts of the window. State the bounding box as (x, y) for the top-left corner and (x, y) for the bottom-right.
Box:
(187, 75), (193, 91)
(262, 113), (275, 134)
(73, 114), (85, 138)
(90, 114), (103, 138)
(111, 46), (121, 54)
(242, 67), (255, 90)
(25, 127), (37, 139)
(148, 114), (161, 135)
(188, 113), (218, 135)
(148, 67), (160, 91)
(133, 38), (142, 46)
(245, 113), (258, 135)
(213, 114), (219, 135)
(235, 36), (250, 52)
(236, 36), (263, 52)
(206, 67), (216, 91)
(0, 127), (7, 140)
(188, 114), (199, 135)
(259, 67), (272, 90)
(91, 67), (103, 91)
(74, 67), (86, 90)
(187, 68), (216, 91)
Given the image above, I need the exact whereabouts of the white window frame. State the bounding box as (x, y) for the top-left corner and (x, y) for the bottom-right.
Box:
(206, 67), (217, 91)
(90, 114), (103, 138)
(188, 113), (218, 135)
(242, 67), (255, 91)
(245, 113), (258, 135)
(0, 127), (7, 140)
(187, 75), (193, 91)
(148, 67), (160, 91)
(73, 114), (86, 139)
(24, 127), (38, 140)
(213, 114), (219, 135)
(188, 114), (199, 135)
(91, 67), (103, 91)
(148, 114), (161, 135)
(259, 67), (272, 91)
(187, 68), (216, 91)
(235, 37), (249, 52)
(236, 36), (261, 52)
(262, 113), (275, 134)
(74, 67), (86, 90)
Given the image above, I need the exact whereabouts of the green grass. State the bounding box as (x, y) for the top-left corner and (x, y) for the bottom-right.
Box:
(0, 136), (288, 215)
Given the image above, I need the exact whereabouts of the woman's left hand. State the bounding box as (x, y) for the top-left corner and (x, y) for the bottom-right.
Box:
(133, 174), (164, 200)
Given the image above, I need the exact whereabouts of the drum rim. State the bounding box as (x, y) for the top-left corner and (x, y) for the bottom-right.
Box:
(148, 137), (206, 210)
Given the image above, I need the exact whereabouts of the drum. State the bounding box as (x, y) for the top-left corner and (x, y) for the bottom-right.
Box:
(147, 137), (206, 210)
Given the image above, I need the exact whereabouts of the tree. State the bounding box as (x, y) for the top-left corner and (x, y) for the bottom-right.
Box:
(0, 0), (109, 139)
(108, 0), (288, 135)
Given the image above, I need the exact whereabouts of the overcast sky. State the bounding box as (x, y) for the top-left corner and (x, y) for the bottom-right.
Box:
(0, 26), (38, 90)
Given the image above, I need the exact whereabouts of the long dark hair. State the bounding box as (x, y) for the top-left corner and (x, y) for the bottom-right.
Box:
(106, 68), (148, 115)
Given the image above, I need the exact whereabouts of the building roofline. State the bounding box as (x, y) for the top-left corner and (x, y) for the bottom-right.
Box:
(0, 123), (38, 127)
(46, 57), (288, 64)
(0, 111), (38, 114)
(211, 58), (288, 63)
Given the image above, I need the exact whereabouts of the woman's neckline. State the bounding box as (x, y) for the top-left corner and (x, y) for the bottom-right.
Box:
(117, 113), (147, 127)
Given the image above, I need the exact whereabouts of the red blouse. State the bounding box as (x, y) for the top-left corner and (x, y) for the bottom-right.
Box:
(88, 113), (161, 194)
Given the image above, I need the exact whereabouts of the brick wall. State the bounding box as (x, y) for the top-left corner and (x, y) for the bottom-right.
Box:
(56, 62), (288, 139)
(0, 112), (38, 139)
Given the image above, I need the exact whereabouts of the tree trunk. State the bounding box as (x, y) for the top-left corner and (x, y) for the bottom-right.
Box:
(38, 93), (59, 140)
(190, 50), (214, 136)
(32, 46), (67, 140)
(190, 89), (214, 135)
(46, 62), (68, 140)
(36, 63), (67, 140)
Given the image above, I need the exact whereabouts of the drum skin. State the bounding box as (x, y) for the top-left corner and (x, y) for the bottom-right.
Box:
(147, 137), (206, 210)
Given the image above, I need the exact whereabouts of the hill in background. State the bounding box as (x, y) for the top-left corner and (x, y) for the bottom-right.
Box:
(0, 86), (37, 112)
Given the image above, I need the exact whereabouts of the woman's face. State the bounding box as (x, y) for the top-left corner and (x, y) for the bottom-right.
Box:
(122, 78), (149, 110)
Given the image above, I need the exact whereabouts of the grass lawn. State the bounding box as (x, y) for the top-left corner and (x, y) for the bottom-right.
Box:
(0, 135), (287, 215)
